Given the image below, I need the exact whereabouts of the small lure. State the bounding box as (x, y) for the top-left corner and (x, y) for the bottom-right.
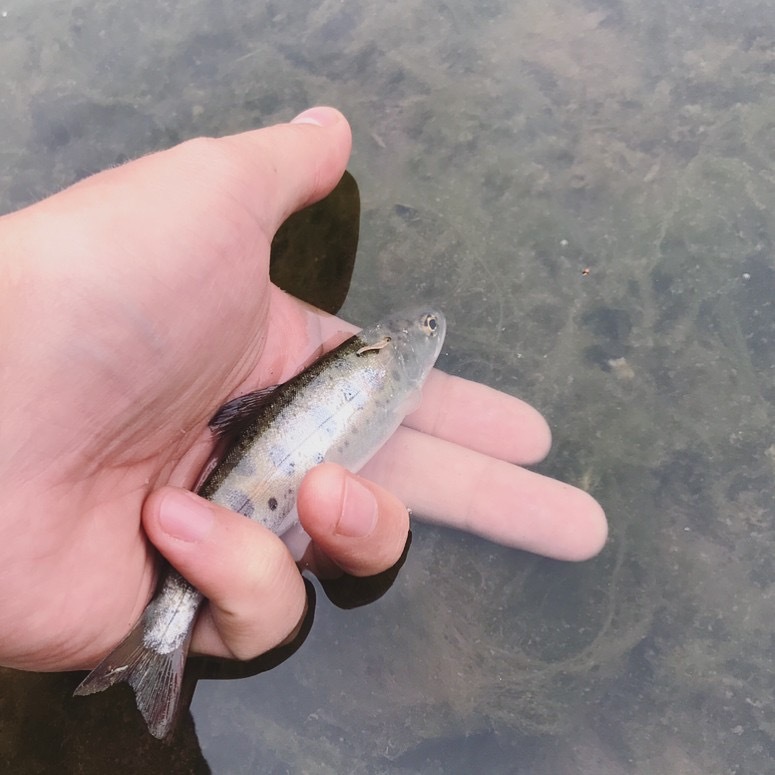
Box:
(74, 307), (446, 738)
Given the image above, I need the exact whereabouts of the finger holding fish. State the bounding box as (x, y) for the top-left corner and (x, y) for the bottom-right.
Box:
(296, 463), (411, 578)
(140, 467), (413, 662)
(142, 487), (307, 661)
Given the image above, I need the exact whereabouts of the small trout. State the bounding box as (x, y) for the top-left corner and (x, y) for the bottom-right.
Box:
(74, 307), (446, 738)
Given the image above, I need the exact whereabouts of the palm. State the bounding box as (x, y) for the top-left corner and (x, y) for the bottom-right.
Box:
(0, 148), (310, 668)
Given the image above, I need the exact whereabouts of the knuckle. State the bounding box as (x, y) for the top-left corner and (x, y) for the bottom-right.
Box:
(217, 535), (306, 661)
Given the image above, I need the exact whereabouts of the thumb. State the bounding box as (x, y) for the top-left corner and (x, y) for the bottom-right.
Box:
(234, 106), (354, 235)
(173, 105), (354, 239)
(142, 487), (307, 662)
(19, 105), (352, 276)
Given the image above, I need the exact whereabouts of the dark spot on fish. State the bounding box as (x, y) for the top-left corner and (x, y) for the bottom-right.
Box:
(315, 452), (325, 464)
(391, 369), (402, 382)
(268, 497), (278, 511)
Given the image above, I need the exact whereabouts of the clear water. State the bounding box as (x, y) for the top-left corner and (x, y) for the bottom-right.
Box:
(2, 0), (774, 772)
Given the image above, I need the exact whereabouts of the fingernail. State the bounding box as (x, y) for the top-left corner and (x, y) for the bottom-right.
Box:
(290, 106), (340, 127)
(336, 477), (378, 538)
(158, 489), (214, 543)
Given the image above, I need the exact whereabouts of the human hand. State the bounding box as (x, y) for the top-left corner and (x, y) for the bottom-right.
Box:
(0, 107), (606, 674)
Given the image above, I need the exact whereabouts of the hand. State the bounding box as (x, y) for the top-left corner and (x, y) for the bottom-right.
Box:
(0, 107), (606, 673)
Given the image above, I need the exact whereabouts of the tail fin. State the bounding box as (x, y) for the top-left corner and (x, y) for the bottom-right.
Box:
(73, 609), (190, 739)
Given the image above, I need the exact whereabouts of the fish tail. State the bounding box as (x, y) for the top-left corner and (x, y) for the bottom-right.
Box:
(73, 607), (190, 739)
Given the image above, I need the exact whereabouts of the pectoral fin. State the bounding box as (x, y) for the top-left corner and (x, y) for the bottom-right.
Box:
(208, 385), (281, 438)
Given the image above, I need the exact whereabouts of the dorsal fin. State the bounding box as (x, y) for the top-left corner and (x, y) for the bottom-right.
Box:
(207, 385), (281, 438)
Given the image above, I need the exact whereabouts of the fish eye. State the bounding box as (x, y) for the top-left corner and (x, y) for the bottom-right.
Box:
(421, 313), (439, 335)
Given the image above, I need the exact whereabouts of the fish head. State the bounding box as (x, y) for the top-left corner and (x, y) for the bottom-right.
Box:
(359, 307), (447, 386)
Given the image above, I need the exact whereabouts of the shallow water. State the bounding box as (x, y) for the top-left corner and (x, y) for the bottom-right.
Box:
(2, 0), (775, 772)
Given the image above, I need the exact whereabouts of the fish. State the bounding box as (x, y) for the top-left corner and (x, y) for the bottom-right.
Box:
(73, 307), (446, 739)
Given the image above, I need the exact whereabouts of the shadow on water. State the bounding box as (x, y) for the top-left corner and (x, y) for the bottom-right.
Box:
(0, 671), (208, 774)
(270, 170), (360, 315)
